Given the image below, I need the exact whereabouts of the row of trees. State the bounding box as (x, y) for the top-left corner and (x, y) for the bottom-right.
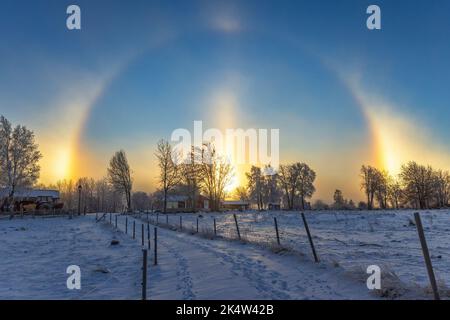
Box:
(155, 140), (233, 212)
(236, 163), (316, 210)
(360, 162), (449, 210)
(1, 115), (449, 212)
(52, 176), (151, 213)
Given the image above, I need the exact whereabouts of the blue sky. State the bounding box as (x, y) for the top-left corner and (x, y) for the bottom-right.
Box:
(1, 0), (449, 201)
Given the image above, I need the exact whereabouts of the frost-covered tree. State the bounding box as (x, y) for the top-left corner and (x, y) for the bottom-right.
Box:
(312, 199), (329, 210)
(107, 150), (133, 212)
(278, 164), (300, 210)
(0, 115), (42, 209)
(360, 165), (379, 210)
(295, 163), (316, 210)
(198, 143), (233, 212)
(333, 189), (345, 209)
(278, 162), (315, 210)
(246, 166), (263, 210)
(374, 169), (389, 209)
(155, 139), (181, 213)
(233, 186), (249, 202)
(132, 191), (151, 212)
(432, 170), (450, 208)
(400, 161), (434, 209)
(178, 146), (202, 211)
(387, 178), (403, 209)
(262, 164), (281, 208)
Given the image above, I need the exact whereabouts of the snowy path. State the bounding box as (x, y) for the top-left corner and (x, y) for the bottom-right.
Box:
(147, 222), (378, 300)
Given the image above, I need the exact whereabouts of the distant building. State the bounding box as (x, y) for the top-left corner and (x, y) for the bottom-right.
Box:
(221, 200), (250, 211)
(158, 194), (210, 212)
(0, 188), (61, 211)
(267, 202), (281, 210)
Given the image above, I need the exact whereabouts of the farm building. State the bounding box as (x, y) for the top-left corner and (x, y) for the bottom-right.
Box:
(157, 194), (210, 212)
(221, 200), (250, 211)
(267, 202), (281, 210)
(0, 188), (62, 211)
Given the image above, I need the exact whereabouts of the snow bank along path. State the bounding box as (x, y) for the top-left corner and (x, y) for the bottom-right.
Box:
(0, 214), (380, 299)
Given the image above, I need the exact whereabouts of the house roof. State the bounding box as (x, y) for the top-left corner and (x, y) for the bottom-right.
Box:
(0, 188), (60, 199)
(166, 195), (189, 202)
(222, 200), (250, 206)
(163, 194), (209, 202)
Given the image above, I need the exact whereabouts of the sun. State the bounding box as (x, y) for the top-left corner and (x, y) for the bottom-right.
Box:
(52, 147), (72, 181)
(224, 173), (239, 194)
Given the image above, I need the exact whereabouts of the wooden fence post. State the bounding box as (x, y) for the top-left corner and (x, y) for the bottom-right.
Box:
(414, 212), (440, 300)
(301, 212), (319, 263)
(180, 216), (182, 231)
(166, 215), (169, 225)
(274, 217), (280, 245)
(154, 227), (158, 265)
(214, 218), (217, 236)
(147, 222), (151, 249)
(110, 213), (112, 224)
(133, 221), (136, 239)
(142, 248), (148, 300)
(156, 213), (159, 225)
(115, 215), (117, 229)
(233, 214), (241, 240)
(125, 217), (128, 234)
(196, 217), (199, 233)
(141, 224), (144, 246)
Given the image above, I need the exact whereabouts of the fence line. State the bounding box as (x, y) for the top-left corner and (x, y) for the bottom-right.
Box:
(93, 210), (448, 299)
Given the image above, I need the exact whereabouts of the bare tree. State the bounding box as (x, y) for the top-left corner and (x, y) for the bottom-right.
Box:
(262, 164), (281, 208)
(107, 150), (133, 212)
(277, 162), (315, 210)
(295, 162), (316, 210)
(233, 186), (249, 202)
(246, 166), (263, 210)
(433, 170), (450, 208)
(374, 169), (389, 209)
(388, 178), (402, 209)
(278, 164), (300, 210)
(0, 115), (42, 210)
(132, 191), (151, 212)
(56, 179), (75, 211)
(94, 178), (111, 212)
(360, 165), (379, 210)
(178, 146), (202, 211)
(155, 139), (181, 213)
(400, 161), (434, 209)
(198, 143), (233, 212)
(333, 189), (345, 209)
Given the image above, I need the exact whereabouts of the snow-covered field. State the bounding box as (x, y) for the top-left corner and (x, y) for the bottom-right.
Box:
(0, 210), (448, 300)
(0, 215), (142, 299)
(160, 209), (449, 297)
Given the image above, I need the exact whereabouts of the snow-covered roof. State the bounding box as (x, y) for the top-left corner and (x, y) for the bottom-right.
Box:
(166, 195), (189, 202)
(0, 188), (60, 199)
(222, 200), (250, 205)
